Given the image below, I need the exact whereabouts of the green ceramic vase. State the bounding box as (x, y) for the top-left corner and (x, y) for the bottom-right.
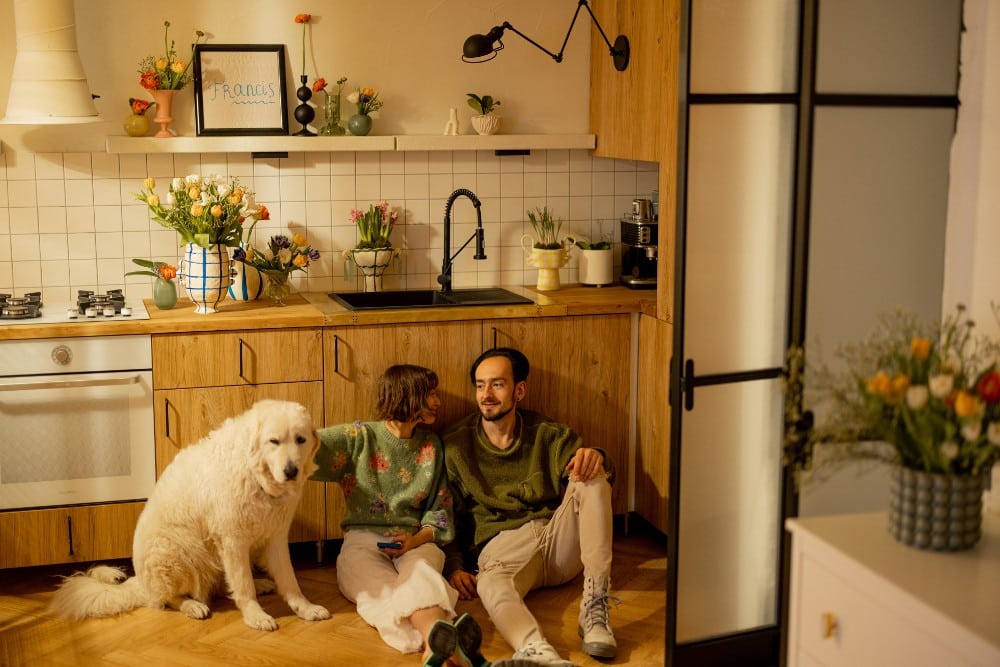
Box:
(152, 277), (177, 310)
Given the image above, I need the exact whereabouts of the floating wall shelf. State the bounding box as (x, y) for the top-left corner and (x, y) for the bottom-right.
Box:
(105, 134), (596, 155)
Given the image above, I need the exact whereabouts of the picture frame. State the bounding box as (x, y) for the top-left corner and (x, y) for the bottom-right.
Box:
(192, 44), (289, 136)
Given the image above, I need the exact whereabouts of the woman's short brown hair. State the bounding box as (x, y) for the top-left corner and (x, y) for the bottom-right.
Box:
(375, 364), (439, 422)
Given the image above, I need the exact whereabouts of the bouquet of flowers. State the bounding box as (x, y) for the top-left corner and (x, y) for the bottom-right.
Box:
(138, 21), (205, 91)
(233, 234), (319, 277)
(347, 87), (384, 115)
(351, 201), (398, 249)
(790, 304), (1000, 478)
(135, 175), (267, 248)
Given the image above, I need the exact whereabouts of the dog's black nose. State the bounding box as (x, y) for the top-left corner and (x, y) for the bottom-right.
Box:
(284, 463), (299, 481)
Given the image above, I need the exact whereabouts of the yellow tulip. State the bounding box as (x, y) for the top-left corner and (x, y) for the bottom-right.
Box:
(155, 57), (168, 71)
(890, 374), (910, 401)
(187, 186), (200, 200)
(293, 233), (307, 246)
(143, 177), (156, 190)
(294, 254), (309, 268)
(210, 205), (223, 218)
(910, 337), (931, 360)
(171, 60), (185, 74)
(190, 203), (204, 217)
(866, 371), (892, 397)
(954, 390), (981, 418)
(147, 194), (159, 207)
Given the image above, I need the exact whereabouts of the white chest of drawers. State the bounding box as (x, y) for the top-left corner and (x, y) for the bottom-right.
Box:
(786, 512), (1000, 667)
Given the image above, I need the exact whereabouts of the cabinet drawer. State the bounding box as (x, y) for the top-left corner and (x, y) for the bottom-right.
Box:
(797, 553), (961, 667)
(153, 329), (323, 389)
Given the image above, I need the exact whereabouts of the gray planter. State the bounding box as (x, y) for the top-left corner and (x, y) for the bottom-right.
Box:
(888, 465), (983, 551)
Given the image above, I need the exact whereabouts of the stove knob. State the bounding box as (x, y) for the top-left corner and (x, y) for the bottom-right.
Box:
(52, 345), (73, 366)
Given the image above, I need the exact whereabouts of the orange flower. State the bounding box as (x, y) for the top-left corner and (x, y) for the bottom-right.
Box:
(954, 389), (981, 418)
(139, 71), (160, 90)
(294, 13), (311, 23)
(312, 77), (328, 93)
(129, 98), (152, 115)
(259, 204), (270, 220)
(910, 337), (931, 360)
(158, 265), (177, 280)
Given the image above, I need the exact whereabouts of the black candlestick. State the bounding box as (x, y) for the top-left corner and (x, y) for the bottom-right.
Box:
(293, 74), (316, 136)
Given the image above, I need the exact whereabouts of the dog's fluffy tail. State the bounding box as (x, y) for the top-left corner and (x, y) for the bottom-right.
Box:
(49, 565), (146, 619)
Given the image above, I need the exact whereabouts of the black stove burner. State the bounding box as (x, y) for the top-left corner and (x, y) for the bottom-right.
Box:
(77, 289), (126, 315)
(0, 292), (42, 319)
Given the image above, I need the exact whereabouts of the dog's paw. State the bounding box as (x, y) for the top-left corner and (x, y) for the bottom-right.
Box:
(87, 565), (127, 584)
(253, 578), (276, 595)
(179, 599), (211, 620)
(242, 608), (279, 631)
(295, 603), (331, 621)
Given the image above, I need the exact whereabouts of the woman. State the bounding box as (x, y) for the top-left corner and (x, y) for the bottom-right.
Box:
(312, 365), (490, 667)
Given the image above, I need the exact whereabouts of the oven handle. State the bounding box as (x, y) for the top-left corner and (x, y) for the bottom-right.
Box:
(0, 375), (143, 391)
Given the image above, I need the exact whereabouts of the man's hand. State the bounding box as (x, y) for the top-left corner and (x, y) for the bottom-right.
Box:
(448, 569), (479, 601)
(565, 447), (606, 482)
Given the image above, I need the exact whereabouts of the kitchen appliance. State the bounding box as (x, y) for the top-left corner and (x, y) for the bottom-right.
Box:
(0, 289), (150, 326)
(0, 334), (155, 510)
(620, 198), (658, 289)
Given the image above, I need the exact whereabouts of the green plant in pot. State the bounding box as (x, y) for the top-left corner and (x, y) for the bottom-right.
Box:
(521, 206), (572, 291)
(574, 237), (614, 286)
(787, 304), (1000, 551)
(467, 92), (501, 135)
(343, 201), (401, 292)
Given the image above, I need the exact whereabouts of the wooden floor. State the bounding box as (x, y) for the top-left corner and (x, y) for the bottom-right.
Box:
(0, 526), (666, 666)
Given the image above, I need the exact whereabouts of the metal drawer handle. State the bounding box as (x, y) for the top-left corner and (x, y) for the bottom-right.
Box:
(0, 375), (142, 391)
(821, 612), (838, 639)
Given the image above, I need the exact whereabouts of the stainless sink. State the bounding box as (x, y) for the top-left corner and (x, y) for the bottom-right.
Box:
(329, 288), (534, 311)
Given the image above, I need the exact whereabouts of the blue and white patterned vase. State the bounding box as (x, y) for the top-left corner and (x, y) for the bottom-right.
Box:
(178, 243), (232, 314)
(228, 245), (263, 301)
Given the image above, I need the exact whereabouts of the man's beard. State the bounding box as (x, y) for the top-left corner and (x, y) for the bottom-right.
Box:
(480, 402), (514, 422)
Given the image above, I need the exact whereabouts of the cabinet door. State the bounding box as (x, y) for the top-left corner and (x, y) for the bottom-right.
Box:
(635, 314), (671, 532)
(484, 315), (632, 513)
(153, 329), (323, 389)
(0, 502), (144, 568)
(324, 322), (481, 427)
(153, 381), (325, 543)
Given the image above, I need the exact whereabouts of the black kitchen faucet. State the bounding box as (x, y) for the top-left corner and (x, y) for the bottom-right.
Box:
(437, 188), (487, 293)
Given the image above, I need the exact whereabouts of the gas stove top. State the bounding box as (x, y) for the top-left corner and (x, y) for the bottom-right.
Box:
(0, 290), (150, 326)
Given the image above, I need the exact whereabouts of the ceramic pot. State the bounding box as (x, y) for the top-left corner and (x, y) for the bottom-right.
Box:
(150, 89), (176, 138)
(521, 235), (571, 291)
(887, 464), (983, 551)
(344, 248), (399, 292)
(178, 243), (232, 314)
(228, 248), (264, 301)
(471, 114), (501, 135)
(123, 113), (150, 137)
(152, 277), (177, 309)
(579, 248), (615, 286)
(348, 113), (373, 136)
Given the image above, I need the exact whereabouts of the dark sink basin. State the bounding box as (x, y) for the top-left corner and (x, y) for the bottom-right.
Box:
(329, 288), (534, 311)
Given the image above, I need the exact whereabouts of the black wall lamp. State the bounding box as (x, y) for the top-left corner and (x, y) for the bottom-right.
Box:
(462, 0), (630, 72)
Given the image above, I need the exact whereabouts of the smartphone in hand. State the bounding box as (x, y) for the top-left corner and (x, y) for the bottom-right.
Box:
(377, 541), (402, 549)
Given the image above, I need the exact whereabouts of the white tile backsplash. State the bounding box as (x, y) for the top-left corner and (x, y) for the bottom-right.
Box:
(0, 149), (658, 297)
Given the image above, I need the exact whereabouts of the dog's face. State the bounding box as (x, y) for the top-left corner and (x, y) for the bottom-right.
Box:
(251, 400), (320, 497)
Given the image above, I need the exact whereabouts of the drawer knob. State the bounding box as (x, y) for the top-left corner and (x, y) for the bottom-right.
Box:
(821, 612), (838, 639)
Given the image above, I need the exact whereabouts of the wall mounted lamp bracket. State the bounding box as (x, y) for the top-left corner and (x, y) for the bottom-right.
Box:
(462, 0), (629, 71)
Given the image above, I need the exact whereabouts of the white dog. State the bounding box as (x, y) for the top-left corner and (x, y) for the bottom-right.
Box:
(50, 399), (330, 631)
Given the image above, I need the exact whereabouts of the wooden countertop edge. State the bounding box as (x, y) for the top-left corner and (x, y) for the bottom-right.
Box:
(0, 287), (657, 339)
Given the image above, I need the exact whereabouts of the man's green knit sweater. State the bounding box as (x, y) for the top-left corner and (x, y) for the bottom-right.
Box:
(310, 421), (454, 544)
(441, 409), (613, 574)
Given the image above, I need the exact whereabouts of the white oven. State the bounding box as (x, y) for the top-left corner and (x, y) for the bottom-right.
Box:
(0, 335), (155, 510)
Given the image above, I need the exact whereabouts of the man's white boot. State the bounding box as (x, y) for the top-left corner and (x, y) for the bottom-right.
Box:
(578, 575), (617, 658)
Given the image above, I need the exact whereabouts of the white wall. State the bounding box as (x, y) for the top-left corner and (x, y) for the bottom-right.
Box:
(0, 1), (659, 300)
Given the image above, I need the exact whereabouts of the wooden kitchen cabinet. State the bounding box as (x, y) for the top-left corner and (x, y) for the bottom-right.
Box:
(0, 502), (144, 569)
(634, 314), (671, 532)
(151, 328), (326, 544)
(485, 315), (632, 513)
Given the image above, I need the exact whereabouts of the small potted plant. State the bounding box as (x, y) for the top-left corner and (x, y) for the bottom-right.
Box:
(467, 92), (501, 135)
(575, 237), (615, 287)
(343, 201), (400, 292)
(521, 206), (573, 291)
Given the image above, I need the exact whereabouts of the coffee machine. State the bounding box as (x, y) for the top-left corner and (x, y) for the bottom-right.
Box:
(620, 198), (658, 289)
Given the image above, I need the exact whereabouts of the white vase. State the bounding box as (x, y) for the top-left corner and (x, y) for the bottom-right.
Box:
(521, 235), (571, 291)
(579, 248), (615, 286)
(344, 248), (400, 292)
(471, 114), (501, 135)
(229, 246), (263, 301)
(178, 243), (233, 314)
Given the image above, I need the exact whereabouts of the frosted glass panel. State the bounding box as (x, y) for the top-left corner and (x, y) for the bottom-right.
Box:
(817, 0), (961, 94)
(690, 0), (799, 93)
(685, 104), (795, 374)
(676, 379), (784, 641)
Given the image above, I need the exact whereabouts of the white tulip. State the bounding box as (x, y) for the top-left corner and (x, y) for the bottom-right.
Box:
(929, 374), (954, 399)
(939, 440), (960, 460)
(906, 385), (929, 410)
(171, 177), (184, 191)
(200, 192), (211, 205)
(347, 91), (360, 104)
(165, 192), (175, 207)
(962, 421), (982, 442)
(988, 422), (1000, 446)
(185, 174), (201, 185)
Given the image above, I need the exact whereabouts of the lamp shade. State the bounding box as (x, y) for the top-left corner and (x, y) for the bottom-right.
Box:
(1, 0), (101, 124)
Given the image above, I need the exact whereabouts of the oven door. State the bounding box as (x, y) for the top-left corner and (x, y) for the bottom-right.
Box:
(0, 370), (155, 510)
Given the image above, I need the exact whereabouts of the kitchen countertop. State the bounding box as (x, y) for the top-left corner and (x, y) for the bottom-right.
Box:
(0, 285), (657, 340)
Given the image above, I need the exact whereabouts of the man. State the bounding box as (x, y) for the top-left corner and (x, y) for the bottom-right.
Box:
(442, 347), (617, 667)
